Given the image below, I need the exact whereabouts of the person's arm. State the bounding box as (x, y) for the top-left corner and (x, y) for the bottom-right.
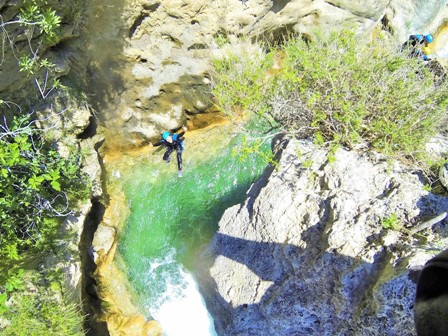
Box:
(152, 140), (164, 147)
(176, 125), (188, 138)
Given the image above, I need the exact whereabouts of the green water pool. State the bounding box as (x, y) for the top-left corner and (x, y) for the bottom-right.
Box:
(116, 124), (271, 335)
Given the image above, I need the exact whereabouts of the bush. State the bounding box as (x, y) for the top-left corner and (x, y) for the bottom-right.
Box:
(210, 29), (448, 171)
(0, 2), (88, 334)
(210, 46), (273, 118)
(16, 1), (62, 77)
(0, 260), (85, 335)
(0, 113), (91, 264)
(1, 289), (85, 336)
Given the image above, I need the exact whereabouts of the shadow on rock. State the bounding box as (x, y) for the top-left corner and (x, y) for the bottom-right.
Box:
(197, 226), (415, 336)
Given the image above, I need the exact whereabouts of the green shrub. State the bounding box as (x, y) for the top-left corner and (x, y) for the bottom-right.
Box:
(210, 48), (273, 117)
(2, 0), (63, 78)
(0, 2), (87, 334)
(232, 134), (276, 166)
(210, 29), (448, 174)
(0, 113), (91, 264)
(1, 291), (84, 336)
(19, 0), (62, 45)
(381, 213), (400, 230)
(276, 30), (448, 158)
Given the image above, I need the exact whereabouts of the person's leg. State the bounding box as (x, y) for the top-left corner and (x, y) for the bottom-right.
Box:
(176, 148), (183, 171)
(163, 148), (173, 163)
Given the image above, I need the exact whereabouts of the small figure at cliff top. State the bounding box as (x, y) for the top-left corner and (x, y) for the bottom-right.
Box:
(404, 34), (433, 61)
(150, 125), (187, 177)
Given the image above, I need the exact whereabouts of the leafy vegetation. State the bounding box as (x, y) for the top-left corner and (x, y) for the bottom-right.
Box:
(232, 134), (276, 167)
(0, 113), (90, 264)
(0, 109), (90, 333)
(210, 29), (448, 176)
(381, 213), (400, 230)
(211, 50), (273, 118)
(16, 1), (62, 75)
(0, 267), (85, 336)
(0, 2), (89, 334)
(19, 1), (61, 41)
(0, 0), (64, 96)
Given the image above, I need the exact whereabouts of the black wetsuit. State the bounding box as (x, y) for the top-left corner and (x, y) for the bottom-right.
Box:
(153, 131), (185, 171)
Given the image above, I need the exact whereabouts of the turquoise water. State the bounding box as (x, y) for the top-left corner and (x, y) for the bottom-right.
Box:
(117, 125), (271, 335)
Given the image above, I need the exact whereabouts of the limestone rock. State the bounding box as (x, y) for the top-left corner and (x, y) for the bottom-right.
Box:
(201, 139), (448, 335)
(107, 313), (163, 336)
(440, 163), (448, 191)
(57, 201), (93, 303)
(36, 92), (92, 143)
(425, 134), (448, 192)
(81, 135), (106, 198)
(77, 0), (448, 147)
(92, 224), (117, 264)
(73, 0), (448, 333)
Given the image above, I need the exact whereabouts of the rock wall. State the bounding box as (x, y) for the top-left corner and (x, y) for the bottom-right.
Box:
(2, 0), (447, 139)
(0, 0), (83, 98)
(0, 0), (107, 331)
(3, 0), (447, 334)
(200, 139), (448, 335)
(80, 0), (448, 148)
(88, 179), (163, 336)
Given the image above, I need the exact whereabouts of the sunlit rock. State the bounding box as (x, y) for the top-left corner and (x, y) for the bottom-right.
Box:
(202, 139), (448, 335)
(440, 164), (448, 191)
(71, 0), (448, 148)
(70, 0), (448, 334)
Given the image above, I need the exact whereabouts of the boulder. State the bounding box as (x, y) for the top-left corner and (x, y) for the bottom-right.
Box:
(200, 139), (448, 335)
(81, 135), (106, 198)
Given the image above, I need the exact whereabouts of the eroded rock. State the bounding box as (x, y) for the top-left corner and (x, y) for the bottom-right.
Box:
(79, 0), (448, 148)
(201, 139), (448, 335)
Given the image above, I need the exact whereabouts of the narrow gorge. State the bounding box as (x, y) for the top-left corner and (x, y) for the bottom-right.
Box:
(1, 1), (448, 336)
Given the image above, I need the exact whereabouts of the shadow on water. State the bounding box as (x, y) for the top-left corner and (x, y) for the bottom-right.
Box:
(120, 139), (272, 270)
(112, 124), (280, 336)
(166, 135), (288, 270)
(115, 116), (448, 335)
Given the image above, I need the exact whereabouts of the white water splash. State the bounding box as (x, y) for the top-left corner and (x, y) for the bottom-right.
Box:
(143, 250), (217, 336)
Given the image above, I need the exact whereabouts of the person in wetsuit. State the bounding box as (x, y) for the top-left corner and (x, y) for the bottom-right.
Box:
(403, 34), (433, 61)
(151, 125), (187, 177)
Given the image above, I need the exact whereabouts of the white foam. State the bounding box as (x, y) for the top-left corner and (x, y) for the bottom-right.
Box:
(144, 250), (217, 336)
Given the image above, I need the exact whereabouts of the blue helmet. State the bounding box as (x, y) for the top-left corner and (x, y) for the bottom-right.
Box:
(424, 34), (433, 43)
(162, 131), (171, 140)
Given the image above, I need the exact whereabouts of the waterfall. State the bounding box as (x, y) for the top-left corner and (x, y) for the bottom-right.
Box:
(143, 249), (217, 336)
